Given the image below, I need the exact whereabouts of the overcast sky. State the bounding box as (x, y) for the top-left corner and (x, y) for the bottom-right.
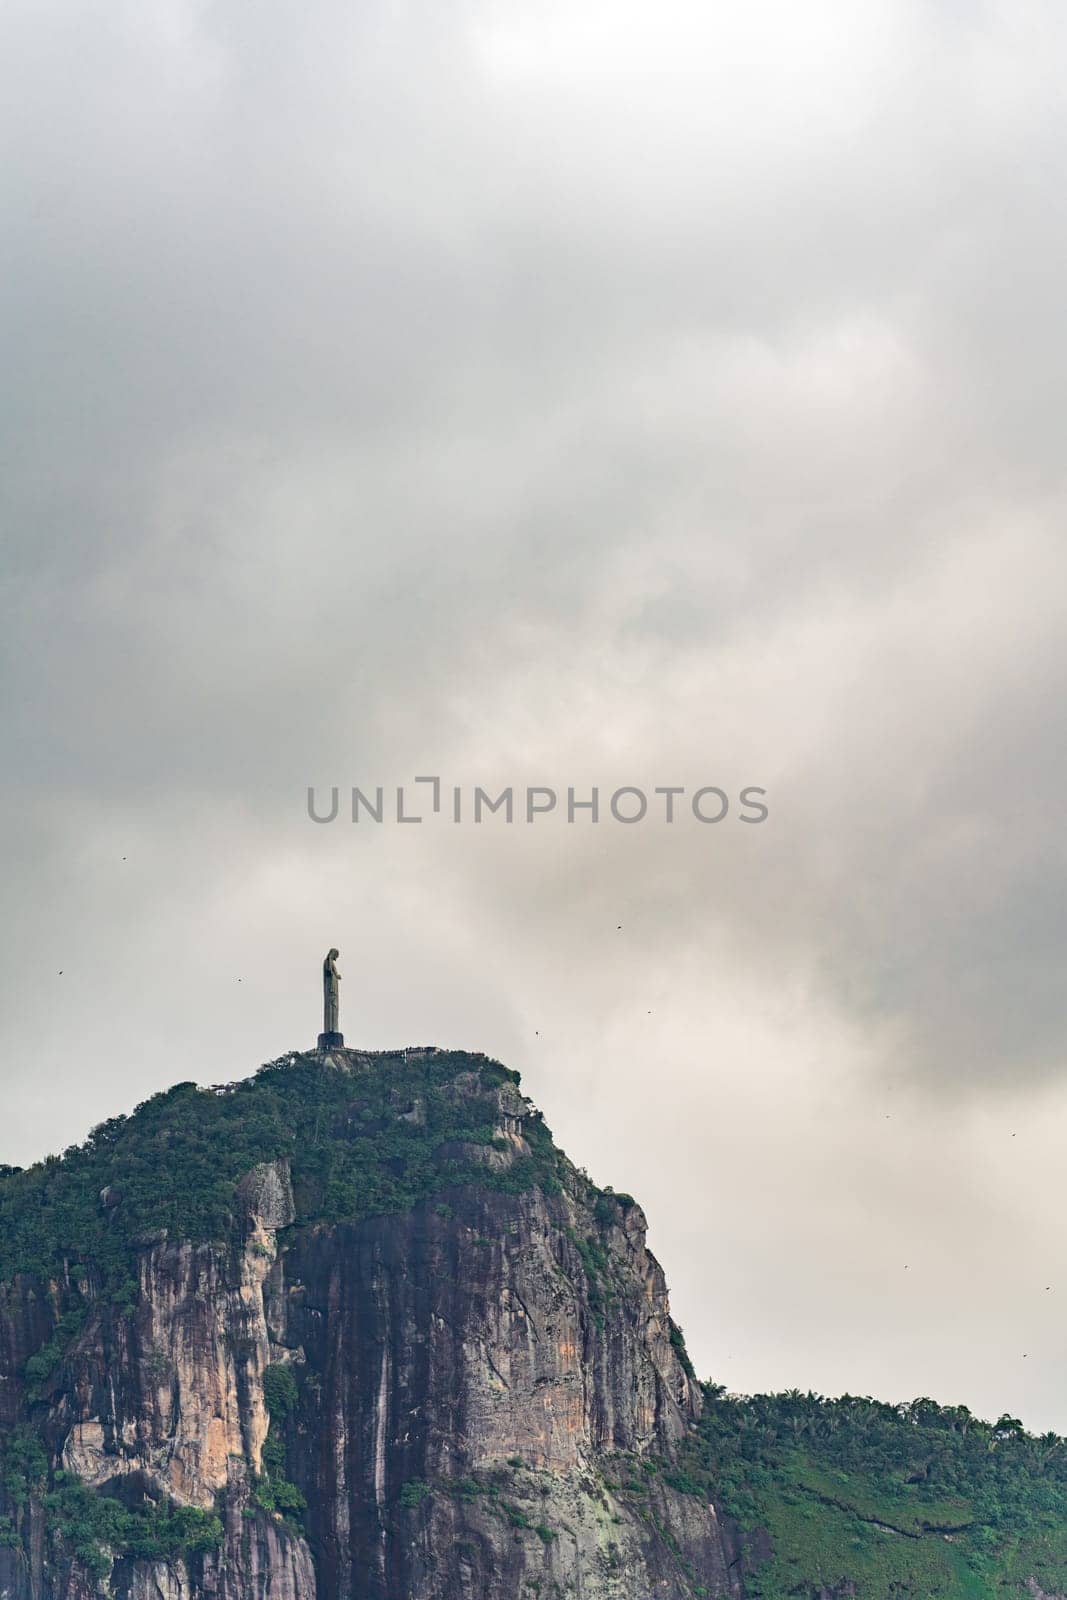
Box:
(3, 0), (1067, 1431)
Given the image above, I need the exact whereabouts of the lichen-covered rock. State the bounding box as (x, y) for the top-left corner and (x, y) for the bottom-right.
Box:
(48, 1161), (296, 1509)
(238, 1160), (296, 1232)
(273, 1177), (718, 1599)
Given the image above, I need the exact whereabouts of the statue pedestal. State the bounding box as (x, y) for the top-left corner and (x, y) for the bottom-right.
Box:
(317, 1032), (345, 1051)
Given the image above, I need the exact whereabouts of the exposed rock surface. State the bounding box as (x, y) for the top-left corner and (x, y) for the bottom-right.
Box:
(0, 1053), (743, 1600)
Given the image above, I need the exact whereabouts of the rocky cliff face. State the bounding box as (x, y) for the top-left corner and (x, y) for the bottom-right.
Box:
(0, 1051), (746, 1600)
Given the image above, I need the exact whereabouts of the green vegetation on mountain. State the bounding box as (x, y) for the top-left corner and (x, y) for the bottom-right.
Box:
(255, 1363), (307, 1525)
(0, 1427), (222, 1578)
(666, 1382), (1067, 1597)
(0, 1049), (560, 1299)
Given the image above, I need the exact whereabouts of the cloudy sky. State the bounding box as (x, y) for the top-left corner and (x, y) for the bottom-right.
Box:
(4, 0), (1067, 1430)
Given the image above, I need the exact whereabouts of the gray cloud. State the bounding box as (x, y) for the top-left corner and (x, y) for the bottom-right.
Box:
(3, 0), (1067, 1429)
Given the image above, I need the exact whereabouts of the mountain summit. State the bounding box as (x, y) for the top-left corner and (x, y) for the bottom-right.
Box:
(1, 1048), (1066, 1600)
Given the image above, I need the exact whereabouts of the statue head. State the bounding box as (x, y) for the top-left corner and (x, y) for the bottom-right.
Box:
(327, 947), (339, 960)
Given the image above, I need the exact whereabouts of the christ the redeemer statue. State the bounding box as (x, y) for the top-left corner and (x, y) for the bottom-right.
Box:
(318, 948), (344, 1050)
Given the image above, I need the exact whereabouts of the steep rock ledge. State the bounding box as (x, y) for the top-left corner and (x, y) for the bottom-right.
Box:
(0, 1053), (741, 1600)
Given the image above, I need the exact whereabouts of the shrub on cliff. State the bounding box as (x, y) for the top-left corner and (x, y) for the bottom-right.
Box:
(42, 1481), (223, 1577)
